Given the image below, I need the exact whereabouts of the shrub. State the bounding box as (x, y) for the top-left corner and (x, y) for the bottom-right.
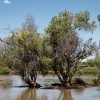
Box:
(80, 67), (100, 74)
(0, 66), (11, 74)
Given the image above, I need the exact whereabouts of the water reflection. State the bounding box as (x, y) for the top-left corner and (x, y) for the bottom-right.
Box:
(72, 88), (85, 95)
(22, 87), (99, 100)
(18, 89), (37, 100)
(17, 88), (73, 100)
(59, 89), (72, 100)
(18, 88), (48, 100)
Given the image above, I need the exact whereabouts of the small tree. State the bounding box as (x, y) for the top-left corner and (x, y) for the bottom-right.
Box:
(45, 10), (96, 86)
(0, 14), (42, 88)
(13, 30), (42, 87)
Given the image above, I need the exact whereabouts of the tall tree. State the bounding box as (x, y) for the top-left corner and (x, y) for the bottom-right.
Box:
(45, 10), (96, 86)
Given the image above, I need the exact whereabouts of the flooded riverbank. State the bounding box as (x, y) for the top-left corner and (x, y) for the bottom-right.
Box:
(0, 75), (100, 100)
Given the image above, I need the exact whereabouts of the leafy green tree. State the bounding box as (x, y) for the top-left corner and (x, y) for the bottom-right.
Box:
(11, 30), (42, 87)
(45, 10), (96, 86)
(0, 14), (42, 88)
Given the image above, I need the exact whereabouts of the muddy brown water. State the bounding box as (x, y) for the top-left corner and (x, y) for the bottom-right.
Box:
(0, 75), (100, 100)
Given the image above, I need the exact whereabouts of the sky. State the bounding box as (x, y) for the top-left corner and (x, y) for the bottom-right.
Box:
(0, 0), (100, 43)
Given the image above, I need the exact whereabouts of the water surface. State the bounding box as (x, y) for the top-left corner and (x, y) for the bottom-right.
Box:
(0, 75), (100, 100)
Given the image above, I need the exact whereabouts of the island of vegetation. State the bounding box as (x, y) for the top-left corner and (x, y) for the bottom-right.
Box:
(0, 10), (100, 89)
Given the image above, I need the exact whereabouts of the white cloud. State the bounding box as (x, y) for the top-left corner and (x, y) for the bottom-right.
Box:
(4, 0), (11, 4)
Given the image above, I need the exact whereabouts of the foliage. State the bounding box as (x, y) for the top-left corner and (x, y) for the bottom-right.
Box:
(40, 34), (52, 75)
(0, 14), (43, 87)
(97, 15), (100, 25)
(92, 78), (99, 85)
(87, 44), (100, 69)
(0, 11), (98, 88)
(0, 66), (11, 74)
(11, 30), (42, 81)
(87, 59), (100, 68)
(92, 78), (98, 85)
(41, 56), (52, 75)
(80, 67), (100, 74)
(45, 10), (96, 86)
(41, 35), (52, 57)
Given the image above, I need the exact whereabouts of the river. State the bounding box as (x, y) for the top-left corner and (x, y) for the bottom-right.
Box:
(0, 75), (100, 100)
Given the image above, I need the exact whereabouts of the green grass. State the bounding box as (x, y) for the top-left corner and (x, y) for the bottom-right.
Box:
(80, 67), (100, 74)
(0, 66), (11, 74)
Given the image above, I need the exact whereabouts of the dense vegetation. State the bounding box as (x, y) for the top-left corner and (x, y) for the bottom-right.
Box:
(0, 10), (100, 88)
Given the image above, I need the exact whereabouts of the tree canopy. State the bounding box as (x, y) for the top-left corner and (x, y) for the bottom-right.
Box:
(0, 10), (98, 87)
(45, 10), (96, 86)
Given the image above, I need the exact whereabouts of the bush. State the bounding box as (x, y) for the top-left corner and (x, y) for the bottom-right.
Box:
(0, 66), (11, 74)
(41, 56), (52, 75)
(80, 67), (100, 74)
(92, 78), (99, 85)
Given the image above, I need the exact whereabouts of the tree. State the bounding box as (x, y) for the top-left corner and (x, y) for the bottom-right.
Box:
(0, 14), (42, 88)
(45, 10), (96, 86)
(14, 30), (41, 81)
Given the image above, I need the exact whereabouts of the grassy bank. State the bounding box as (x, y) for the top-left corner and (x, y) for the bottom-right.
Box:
(48, 67), (100, 76)
(79, 67), (100, 75)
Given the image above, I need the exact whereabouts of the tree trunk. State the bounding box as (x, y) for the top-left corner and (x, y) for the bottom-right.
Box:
(25, 79), (41, 88)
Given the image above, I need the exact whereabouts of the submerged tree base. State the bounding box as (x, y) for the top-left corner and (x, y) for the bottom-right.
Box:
(27, 82), (41, 88)
(2, 78), (99, 89)
(25, 78), (97, 89)
(41, 78), (96, 89)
